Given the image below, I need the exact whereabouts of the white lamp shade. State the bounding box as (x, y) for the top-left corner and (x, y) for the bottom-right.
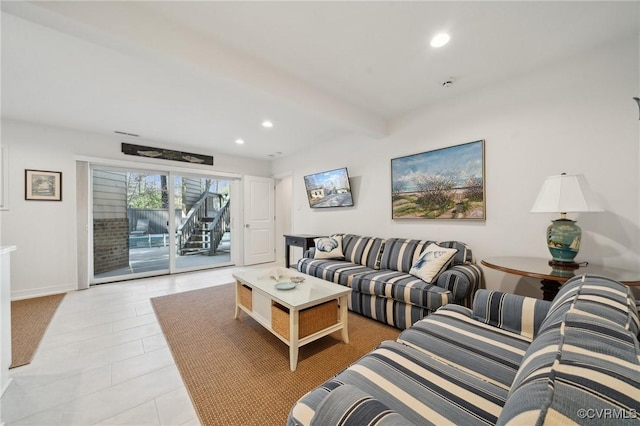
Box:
(531, 174), (604, 213)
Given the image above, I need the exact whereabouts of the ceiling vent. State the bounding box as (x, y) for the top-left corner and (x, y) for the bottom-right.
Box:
(114, 130), (140, 137)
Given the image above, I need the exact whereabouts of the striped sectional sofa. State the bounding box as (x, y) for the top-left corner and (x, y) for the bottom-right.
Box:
(297, 234), (482, 329)
(288, 275), (640, 425)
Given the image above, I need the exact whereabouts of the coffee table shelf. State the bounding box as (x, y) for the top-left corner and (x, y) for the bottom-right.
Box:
(233, 269), (351, 371)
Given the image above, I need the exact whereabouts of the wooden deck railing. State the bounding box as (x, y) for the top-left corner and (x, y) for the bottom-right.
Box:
(208, 199), (230, 255)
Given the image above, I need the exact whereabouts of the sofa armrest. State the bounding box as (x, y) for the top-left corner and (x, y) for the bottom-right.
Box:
(303, 248), (315, 258)
(307, 383), (413, 426)
(473, 289), (552, 339)
(436, 263), (483, 307)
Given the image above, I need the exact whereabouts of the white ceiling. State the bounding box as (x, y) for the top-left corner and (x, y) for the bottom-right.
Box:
(2, 1), (638, 160)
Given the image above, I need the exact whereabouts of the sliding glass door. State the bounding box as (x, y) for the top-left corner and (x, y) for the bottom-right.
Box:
(173, 174), (231, 272)
(91, 166), (233, 284)
(92, 168), (170, 282)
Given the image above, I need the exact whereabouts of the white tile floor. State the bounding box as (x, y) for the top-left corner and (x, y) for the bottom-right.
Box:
(1, 265), (269, 425)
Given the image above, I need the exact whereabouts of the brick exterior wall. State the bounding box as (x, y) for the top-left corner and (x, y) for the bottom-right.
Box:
(94, 218), (129, 275)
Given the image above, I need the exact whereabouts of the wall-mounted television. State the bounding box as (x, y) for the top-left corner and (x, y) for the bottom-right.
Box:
(304, 167), (354, 208)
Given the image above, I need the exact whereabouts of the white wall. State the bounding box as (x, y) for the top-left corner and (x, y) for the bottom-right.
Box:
(0, 119), (271, 298)
(272, 36), (640, 297)
(274, 174), (293, 264)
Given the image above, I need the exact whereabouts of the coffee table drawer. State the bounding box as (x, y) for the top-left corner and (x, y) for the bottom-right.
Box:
(271, 300), (338, 340)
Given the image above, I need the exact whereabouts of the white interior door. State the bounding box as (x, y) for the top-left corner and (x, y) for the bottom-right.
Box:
(243, 175), (275, 265)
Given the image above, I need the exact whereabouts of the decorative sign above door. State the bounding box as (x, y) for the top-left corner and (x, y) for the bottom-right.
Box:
(121, 143), (214, 165)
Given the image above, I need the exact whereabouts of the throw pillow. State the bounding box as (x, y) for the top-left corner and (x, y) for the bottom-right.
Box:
(409, 243), (457, 283)
(314, 235), (345, 260)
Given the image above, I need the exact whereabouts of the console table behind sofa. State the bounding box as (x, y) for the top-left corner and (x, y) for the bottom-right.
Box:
(284, 234), (322, 268)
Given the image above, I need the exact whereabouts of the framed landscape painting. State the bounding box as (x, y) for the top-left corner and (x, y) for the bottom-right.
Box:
(391, 140), (485, 220)
(25, 169), (62, 201)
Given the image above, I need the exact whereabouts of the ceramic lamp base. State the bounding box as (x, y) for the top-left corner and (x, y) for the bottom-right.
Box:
(546, 218), (581, 264)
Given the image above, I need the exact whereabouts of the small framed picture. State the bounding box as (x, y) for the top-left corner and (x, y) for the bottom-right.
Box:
(25, 169), (62, 201)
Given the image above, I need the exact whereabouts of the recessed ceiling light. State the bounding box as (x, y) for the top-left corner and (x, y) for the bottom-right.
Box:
(430, 33), (450, 48)
(235, 139), (245, 145)
(262, 120), (273, 128)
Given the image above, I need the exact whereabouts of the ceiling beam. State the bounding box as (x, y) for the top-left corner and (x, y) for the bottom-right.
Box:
(2, 1), (388, 138)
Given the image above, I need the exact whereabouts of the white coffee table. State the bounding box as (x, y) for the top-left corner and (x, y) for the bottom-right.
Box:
(233, 269), (351, 371)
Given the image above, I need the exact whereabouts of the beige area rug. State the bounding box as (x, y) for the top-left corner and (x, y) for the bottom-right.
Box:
(10, 293), (66, 368)
(151, 284), (401, 426)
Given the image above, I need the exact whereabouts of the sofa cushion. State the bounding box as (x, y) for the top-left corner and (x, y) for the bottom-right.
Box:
(409, 243), (458, 283)
(349, 293), (431, 330)
(379, 238), (436, 273)
(439, 240), (474, 265)
(291, 340), (509, 425)
(342, 234), (386, 269)
(500, 275), (640, 425)
(473, 290), (552, 339)
(309, 384), (414, 425)
(437, 263), (483, 306)
(539, 274), (640, 336)
(351, 270), (453, 311)
(498, 311), (640, 425)
(297, 258), (374, 286)
(398, 304), (530, 390)
(313, 235), (344, 260)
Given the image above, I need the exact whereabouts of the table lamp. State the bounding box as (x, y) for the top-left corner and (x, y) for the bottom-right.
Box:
(531, 173), (603, 267)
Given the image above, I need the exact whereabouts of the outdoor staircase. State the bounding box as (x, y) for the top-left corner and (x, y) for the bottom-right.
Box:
(180, 217), (214, 255)
(177, 192), (230, 256)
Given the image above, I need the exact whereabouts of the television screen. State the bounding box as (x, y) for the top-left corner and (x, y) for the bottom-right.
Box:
(304, 167), (354, 208)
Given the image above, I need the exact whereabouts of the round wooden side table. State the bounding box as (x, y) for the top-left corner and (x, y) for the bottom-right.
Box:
(481, 256), (640, 301)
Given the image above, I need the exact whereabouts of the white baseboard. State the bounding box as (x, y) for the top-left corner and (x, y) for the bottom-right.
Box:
(11, 284), (75, 301)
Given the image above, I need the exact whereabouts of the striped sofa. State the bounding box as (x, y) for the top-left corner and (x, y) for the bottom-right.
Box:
(288, 275), (640, 425)
(297, 234), (482, 329)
